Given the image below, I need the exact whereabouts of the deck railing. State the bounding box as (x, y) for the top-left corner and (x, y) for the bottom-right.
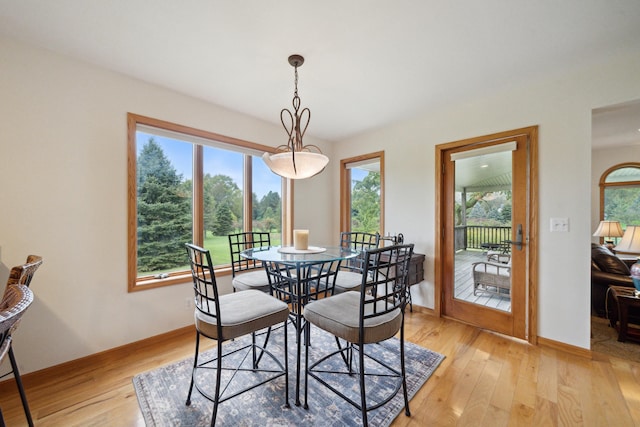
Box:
(454, 225), (512, 251)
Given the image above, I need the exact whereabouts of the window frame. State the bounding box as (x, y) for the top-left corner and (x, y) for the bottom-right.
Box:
(598, 162), (640, 240)
(339, 151), (385, 234)
(127, 113), (290, 292)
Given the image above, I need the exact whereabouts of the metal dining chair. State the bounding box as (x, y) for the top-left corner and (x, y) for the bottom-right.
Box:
(184, 243), (290, 426)
(303, 243), (415, 426)
(333, 232), (380, 294)
(0, 285), (35, 427)
(228, 232), (271, 293)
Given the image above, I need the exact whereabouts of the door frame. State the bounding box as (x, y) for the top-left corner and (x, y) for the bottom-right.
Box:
(434, 126), (539, 344)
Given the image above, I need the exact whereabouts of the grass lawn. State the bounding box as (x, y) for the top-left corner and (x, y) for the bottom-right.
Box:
(140, 231), (281, 278)
(203, 231), (281, 264)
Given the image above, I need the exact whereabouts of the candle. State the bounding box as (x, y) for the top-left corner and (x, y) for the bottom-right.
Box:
(293, 229), (309, 250)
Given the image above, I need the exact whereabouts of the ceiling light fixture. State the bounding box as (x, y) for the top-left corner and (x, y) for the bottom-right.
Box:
(262, 54), (329, 179)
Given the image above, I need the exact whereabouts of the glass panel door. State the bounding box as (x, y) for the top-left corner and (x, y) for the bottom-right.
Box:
(453, 149), (513, 313)
(440, 132), (530, 339)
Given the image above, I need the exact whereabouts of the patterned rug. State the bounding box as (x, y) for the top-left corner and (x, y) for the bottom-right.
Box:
(591, 316), (640, 362)
(133, 325), (444, 426)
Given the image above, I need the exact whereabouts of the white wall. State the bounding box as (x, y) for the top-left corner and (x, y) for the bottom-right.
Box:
(0, 37), (333, 374)
(333, 51), (640, 349)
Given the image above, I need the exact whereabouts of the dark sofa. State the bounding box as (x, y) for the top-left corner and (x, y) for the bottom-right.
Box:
(591, 243), (634, 318)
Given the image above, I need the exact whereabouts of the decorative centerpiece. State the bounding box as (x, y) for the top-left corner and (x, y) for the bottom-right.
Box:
(293, 229), (309, 250)
(278, 229), (326, 254)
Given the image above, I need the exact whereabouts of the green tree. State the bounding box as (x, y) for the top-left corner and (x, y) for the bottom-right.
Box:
(351, 172), (380, 233)
(454, 192), (488, 226)
(500, 203), (512, 223)
(204, 174), (242, 236)
(605, 187), (640, 227)
(212, 201), (234, 235)
(137, 138), (191, 272)
(256, 191), (282, 231)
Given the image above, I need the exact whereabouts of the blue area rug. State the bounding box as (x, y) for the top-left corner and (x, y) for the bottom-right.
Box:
(133, 324), (444, 426)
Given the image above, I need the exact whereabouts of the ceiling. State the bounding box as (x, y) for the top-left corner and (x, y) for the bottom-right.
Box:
(1, 0), (639, 147)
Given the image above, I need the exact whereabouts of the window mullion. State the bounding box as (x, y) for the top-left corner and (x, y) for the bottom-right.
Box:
(244, 155), (252, 231)
(193, 144), (204, 246)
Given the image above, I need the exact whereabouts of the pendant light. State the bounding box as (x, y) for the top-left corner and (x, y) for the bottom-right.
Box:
(262, 54), (329, 179)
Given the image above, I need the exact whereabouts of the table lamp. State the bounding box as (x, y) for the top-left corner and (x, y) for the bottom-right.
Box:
(613, 225), (640, 292)
(592, 220), (624, 251)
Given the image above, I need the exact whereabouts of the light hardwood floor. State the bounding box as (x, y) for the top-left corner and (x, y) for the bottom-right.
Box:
(1, 311), (639, 426)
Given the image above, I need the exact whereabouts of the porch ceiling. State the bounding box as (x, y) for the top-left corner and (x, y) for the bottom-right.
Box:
(455, 151), (512, 193)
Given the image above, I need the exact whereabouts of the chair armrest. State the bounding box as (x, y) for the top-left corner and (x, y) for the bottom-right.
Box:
(472, 261), (511, 274)
(591, 270), (633, 287)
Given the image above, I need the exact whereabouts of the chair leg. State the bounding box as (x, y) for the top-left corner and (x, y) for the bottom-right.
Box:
(400, 321), (411, 417)
(295, 311), (302, 406)
(186, 332), (200, 406)
(303, 320), (309, 409)
(358, 344), (368, 427)
(252, 332), (257, 369)
(210, 339), (223, 427)
(284, 319), (290, 409)
(334, 336), (351, 368)
(255, 326), (272, 366)
(8, 346), (33, 427)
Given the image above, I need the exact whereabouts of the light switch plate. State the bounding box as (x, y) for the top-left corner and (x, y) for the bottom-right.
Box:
(550, 217), (569, 232)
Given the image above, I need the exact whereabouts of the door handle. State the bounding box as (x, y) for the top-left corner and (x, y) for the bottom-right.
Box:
(513, 224), (524, 250)
(504, 224), (525, 251)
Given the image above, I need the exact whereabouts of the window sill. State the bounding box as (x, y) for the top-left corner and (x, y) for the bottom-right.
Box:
(129, 266), (233, 292)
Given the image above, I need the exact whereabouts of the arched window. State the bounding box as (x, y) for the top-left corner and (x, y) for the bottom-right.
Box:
(599, 163), (640, 237)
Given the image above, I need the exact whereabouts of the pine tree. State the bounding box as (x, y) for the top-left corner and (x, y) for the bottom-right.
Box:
(137, 138), (192, 272)
(212, 201), (234, 236)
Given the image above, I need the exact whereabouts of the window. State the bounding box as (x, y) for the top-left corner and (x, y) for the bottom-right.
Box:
(128, 113), (287, 291)
(599, 162), (640, 241)
(340, 152), (384, 234)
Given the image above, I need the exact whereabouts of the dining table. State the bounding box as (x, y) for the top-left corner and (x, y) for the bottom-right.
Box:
(240, 245), (360, 406)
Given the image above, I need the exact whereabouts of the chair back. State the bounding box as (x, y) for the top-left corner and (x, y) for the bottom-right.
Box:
(359, 244), (414, 326)
(339, 232), (380, 273)
(185, 244), (221, 321)
(264, 259), (341, 311)
(0, 285), (34, 361)
(6, 256), (43, 287)
(228, 232), (271, 277)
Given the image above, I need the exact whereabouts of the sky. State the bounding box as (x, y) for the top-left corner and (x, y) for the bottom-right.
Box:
(137, 131), (281, 199)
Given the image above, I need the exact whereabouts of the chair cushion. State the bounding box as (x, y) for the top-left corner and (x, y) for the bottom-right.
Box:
(232, 269), (271, 293)
(303, 291), (402, 344)
(333, 271), (363, 293)
(195, 289), (289, 341)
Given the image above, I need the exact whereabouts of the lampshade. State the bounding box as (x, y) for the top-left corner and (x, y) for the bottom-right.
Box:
(262, 151), (329, 179)
(592, 220), (624, 238)
(263, 54), (329, 180)
(614, 225), (640, 254)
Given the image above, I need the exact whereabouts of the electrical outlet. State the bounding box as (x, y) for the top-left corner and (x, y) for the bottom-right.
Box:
(550, 217), (569, 232)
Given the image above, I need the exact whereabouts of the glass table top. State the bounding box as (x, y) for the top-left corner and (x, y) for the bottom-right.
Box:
(241, 245), (359, 264)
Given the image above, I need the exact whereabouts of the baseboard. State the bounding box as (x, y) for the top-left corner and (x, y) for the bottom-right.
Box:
(0, 325), (195, 393)
(409, 304), (435, 316)
(537, 335), (591, 359)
